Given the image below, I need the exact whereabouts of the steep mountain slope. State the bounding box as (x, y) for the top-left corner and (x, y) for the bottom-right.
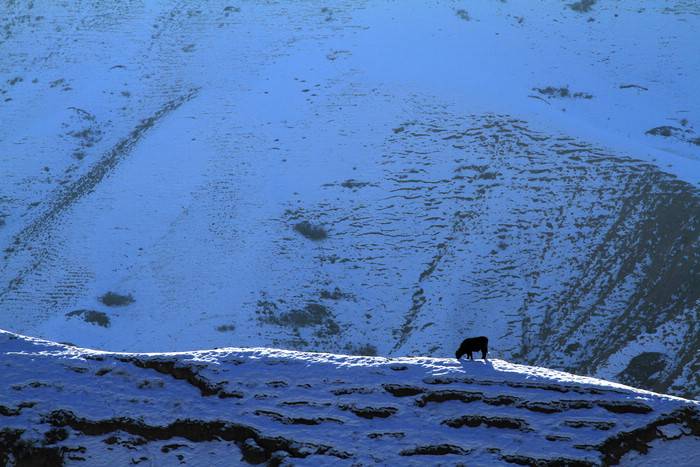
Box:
(1, 330), (699, 466)
(0, 0), (698, 399)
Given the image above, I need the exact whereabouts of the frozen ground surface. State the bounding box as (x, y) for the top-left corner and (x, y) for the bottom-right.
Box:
(1, 330), (699, 465)
(0, 0), (698, 399)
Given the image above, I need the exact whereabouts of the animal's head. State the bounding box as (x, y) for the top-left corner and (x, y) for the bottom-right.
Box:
(455, 349), (463, 360)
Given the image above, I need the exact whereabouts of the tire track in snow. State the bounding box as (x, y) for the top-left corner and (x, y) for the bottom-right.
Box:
(0, 88), (200, 299)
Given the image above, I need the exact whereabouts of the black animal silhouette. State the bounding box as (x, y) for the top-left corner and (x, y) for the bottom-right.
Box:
(455, 336), (488, 360)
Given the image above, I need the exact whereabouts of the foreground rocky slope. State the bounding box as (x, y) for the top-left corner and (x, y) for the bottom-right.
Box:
(1, 331), (699, 465)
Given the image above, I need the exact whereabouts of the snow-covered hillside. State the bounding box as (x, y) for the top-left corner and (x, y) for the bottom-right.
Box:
(1, 330), (699, 465)
(1, 0), (698, 399)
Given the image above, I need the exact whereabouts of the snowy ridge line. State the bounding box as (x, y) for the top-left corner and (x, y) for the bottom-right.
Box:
(0, 87), (199, 299)
(1, 329), (699, 465)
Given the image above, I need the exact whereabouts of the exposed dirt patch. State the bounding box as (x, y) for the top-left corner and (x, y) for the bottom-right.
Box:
(400, 443), (472, 456)
(443, 415), (531, 431)
(338, 404), (398, 419)
(596, 407), (700, 465)
(40, 409), (352, 464)
(118, 357), (243, 399)
(66, 309), (111, 327)
(382, 383), (425, 397)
